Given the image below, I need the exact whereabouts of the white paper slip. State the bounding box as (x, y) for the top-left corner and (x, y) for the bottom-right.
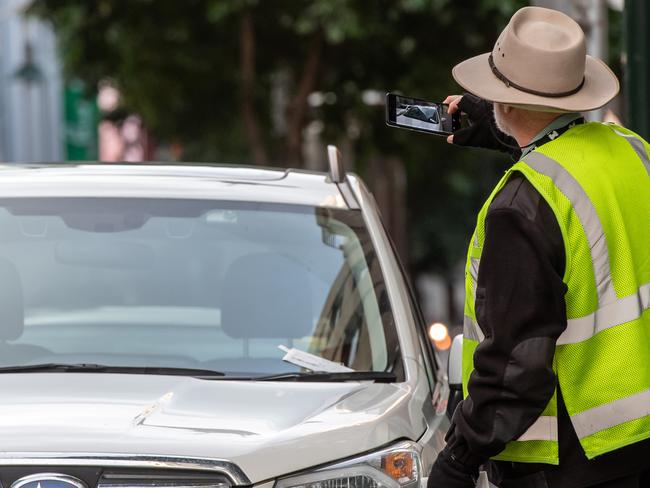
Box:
(476, 471), (498, 488)
(278, 346), (355, 373)
(423, 470), (496, 488)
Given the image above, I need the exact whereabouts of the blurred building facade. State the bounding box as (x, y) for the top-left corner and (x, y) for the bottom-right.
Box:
(0, 0), (63, 162)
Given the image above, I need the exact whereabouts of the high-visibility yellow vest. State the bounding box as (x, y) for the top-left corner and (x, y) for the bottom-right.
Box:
(462, 122), (650, 464)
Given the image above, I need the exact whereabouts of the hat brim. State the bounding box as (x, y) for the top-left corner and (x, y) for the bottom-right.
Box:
(452, 53), (619, 112)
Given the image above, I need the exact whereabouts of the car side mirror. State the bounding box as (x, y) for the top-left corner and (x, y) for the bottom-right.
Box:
(446, 334), (463, 418)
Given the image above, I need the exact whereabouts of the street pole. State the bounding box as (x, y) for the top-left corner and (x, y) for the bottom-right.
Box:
(533, 0), (608, 121)
(585, 0), (607, 122)
(624, 0), (650, 139)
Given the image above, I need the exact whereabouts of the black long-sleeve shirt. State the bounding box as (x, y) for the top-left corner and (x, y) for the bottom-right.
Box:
(445, 174), (650, 487)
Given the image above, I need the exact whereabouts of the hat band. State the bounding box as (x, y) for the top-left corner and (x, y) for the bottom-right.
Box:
(488, 54), (585, 98)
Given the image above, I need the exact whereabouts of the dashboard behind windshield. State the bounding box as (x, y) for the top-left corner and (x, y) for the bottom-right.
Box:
(0, 198), (399, 376)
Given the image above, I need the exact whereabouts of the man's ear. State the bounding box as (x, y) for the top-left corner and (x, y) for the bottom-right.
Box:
(502, 104), (513, 114)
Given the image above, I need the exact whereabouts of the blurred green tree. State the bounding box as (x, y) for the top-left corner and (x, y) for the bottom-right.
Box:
(29, 0), (526, 322)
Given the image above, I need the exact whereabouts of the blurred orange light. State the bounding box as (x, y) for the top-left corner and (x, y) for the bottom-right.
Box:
(382, 452), (414, 482)
(435, 335), (452, 350)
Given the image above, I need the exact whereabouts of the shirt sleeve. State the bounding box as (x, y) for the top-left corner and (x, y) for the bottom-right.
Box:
(443, 174), (568, 468)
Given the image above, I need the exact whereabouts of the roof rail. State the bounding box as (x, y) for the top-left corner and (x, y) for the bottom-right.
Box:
(327, 145), (344, 183)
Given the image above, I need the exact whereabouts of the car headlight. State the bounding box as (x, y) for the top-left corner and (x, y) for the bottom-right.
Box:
(275, 441), (421, 488)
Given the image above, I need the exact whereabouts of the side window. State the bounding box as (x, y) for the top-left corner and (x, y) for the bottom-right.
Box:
(405, 274), (438, 391)
(381, 223), (438, 390)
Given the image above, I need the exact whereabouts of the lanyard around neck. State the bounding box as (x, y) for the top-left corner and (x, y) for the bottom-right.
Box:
(521, 117), (586, 157)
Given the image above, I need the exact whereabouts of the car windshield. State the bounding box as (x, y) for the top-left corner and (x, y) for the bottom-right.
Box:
(0, 198), (399, 376)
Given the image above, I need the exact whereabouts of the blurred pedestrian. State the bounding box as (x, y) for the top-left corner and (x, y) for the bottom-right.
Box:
(428, 6), (650, 488)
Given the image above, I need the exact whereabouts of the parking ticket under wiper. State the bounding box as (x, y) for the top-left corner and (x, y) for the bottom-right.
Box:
(278, 345), (354, 373)
(0, 363), (226, 377)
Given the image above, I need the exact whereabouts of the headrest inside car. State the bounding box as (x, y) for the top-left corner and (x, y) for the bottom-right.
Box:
(221, 253), (314, 339)
(0, 259), (24, 341)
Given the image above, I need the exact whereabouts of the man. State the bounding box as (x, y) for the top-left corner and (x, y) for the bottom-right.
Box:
(427, 6), (650, 488)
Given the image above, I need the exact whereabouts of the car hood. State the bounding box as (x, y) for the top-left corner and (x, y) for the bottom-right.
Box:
(0, 371), (431, 483)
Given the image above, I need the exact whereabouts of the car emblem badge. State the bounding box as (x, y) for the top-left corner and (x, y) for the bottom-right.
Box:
(11, 474), (87, 488)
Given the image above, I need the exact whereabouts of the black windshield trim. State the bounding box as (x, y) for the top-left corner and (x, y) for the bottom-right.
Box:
(0, 363), (226, 377)
(212, 371), (398, 382)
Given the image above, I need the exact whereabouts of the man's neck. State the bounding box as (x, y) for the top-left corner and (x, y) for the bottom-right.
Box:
(512, 118), (560, 147)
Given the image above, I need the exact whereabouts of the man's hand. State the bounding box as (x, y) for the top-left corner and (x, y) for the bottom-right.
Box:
(443, 93), (521, 158)
(427, 420), (485, 488)
(427, 449), (478, 488)
(443, 95), (464, 144)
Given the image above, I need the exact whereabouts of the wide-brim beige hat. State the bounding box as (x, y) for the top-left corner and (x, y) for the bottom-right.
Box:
(452, 6), (619, 112)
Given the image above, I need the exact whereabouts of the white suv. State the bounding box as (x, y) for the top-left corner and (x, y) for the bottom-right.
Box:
(0, 148), (450, 488)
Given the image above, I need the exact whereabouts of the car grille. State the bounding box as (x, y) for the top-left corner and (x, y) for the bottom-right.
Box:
(98, 469), (231, 488)
(0, 466), (236, 488)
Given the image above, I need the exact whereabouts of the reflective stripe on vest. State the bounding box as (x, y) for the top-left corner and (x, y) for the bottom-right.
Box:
(612, 128), (650, 176)
(523, 151), (617, 306)
(463, 314), (484, 342)
(559, 282), (650, 344)
(519, 416), (558, 442)
(572, 387), (650, 439)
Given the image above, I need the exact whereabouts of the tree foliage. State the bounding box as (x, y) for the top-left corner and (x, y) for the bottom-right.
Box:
(29, 0), (527, 317)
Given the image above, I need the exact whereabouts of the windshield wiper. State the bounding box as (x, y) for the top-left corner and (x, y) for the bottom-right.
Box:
(249, 371), (397, 383)
(0, 364), (394, 382)
(0, 363), (226, 377)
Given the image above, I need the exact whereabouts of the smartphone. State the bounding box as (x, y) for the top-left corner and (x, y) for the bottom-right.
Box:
(385, 92), (467, 136)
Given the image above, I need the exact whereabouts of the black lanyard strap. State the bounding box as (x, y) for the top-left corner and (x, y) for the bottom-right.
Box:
(522, 117), (586, 155)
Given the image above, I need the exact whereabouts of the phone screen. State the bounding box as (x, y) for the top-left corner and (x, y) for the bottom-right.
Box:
(385, 93), (465, 136)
